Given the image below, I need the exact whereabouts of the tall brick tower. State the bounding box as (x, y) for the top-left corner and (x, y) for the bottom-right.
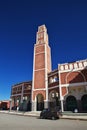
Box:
(32, 25), (52, 111)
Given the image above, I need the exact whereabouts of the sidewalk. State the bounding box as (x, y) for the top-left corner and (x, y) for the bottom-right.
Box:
(0, 110), (40, 117)
(0, 110), (87, 121)
(62, 111), (87, 121)
(61, 115), (87, 121)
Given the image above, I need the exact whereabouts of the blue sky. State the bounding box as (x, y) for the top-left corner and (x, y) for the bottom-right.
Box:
(0, 0), (87, 100)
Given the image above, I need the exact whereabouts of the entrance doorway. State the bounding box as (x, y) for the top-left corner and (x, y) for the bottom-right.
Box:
(49, 91), (60, 110)
(66, 96), (77, 111)
(37, 94), (44, 111)
(81, 94), (87, 112)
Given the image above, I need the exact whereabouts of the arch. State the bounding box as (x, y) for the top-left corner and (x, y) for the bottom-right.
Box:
(49, 90), (57, 101)
(49, 90), (60, 109)
(36, 94), (44, 111)
(81, 94), (87, 112)
(66, 96), (77, 111)
(65, 70), (86, 84)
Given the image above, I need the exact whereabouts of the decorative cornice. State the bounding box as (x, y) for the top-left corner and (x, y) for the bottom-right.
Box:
(58, 59), (87, 73)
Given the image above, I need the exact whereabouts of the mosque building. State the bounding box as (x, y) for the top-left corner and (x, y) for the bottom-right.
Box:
(11, 25), (87, 112)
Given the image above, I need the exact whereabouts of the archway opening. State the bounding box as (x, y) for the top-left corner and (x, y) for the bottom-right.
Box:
(66, 96), (77, 111)
(37, 94), (44, 111)
(81, 94), (87, 112)
(49, 91), (60, 110)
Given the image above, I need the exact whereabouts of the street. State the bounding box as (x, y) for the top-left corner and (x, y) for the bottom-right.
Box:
(0, 113), (87, 130)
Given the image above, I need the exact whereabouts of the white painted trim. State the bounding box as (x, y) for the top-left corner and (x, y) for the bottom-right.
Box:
(47, 46), (52, 72)
(48, 85), (59, 89)
(12, 86), (20, 88)
(58, 71), (63, 100)
(58, 59), (87, 66)
(58, 66), (64, 112)
(11, 94), (21, 96)
(45, 44), (48, 101)
(32, 46), (35, 102)
(59, 62), (87, 73)
(49, 46), (52, 71)
(35, 51), (45, 55)
(33, 88), (46, 91)
(35, 43), (44, 47)
(34, 68), (45, 71)
(60, 82), (87, 87)
(59, 67), (87, 73)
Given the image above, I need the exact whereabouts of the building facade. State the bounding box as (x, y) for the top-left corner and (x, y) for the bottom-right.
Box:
(0, 100), (10, 110)
(11, 25), (87, 112)
(59, 60), (87, 112)
(11, 81), (32, 111)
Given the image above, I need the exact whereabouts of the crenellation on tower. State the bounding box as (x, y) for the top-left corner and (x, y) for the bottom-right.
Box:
(36, 25), (49, 45)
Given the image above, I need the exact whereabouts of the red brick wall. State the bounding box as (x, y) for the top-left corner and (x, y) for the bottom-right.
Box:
(60, 69), (87, 96)
(67, 72), (85, 83)
(34, 70), (45, 89)
(61, 87), (67, 96)
(35, 53), (45, 70)
(60, 70), (86, 84)
(35, 45), (44, 53)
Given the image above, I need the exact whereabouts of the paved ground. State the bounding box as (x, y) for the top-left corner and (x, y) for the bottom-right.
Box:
(0, 113), (87, 130)
(0, 110), (87, 121)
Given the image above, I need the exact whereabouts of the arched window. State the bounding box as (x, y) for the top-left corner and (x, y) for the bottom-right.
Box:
(37, 94), (44, 111)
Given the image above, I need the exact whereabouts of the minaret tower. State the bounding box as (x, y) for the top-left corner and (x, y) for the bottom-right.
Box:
(32, 25), (52, 111)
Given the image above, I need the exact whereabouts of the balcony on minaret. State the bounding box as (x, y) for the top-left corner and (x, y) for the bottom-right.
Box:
(36, 24), (49, 44)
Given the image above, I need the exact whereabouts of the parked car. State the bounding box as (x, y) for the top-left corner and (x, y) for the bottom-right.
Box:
(40, 108), (60, 120)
